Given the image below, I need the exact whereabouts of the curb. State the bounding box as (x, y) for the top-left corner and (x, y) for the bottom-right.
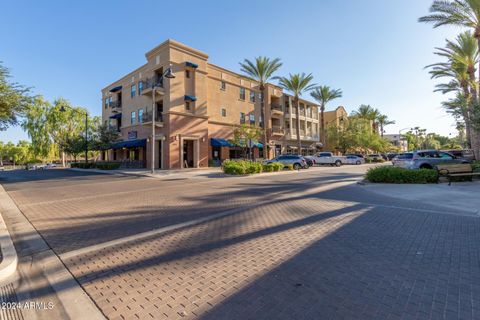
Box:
(0, 185), (18, 283)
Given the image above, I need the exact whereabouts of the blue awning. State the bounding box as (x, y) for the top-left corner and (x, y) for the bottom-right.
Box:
(109, 113), (122, 119)
(111, 139), (146, 149)
(185, 61), (199, 69)
(109, 85), (122, 93)
(255, 142), (264, 148)
(211, 138), (233, 147)
(184, 95), (197, 102)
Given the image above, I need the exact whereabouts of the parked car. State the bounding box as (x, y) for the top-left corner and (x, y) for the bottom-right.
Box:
(365, 154), (383, 162)
(386, 153), (398, 161)
(311, 152), (345, 166)
(392, 152), (413, 167)
(395, 150), (470, 170)
(264, 155), (308, 170)
(46, 163), (58, 169)
(345, 155), (365, 165)
(441, 149), (475, 161)
(302, 156), (315, 167)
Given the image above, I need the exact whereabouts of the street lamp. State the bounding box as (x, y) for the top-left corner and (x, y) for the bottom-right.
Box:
(151, 64), (175, 174)
(60, 105), (89, 164)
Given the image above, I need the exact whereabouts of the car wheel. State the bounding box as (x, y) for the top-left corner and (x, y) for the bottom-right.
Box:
(335, 160), (342, 167)
(293, 163), (301, 170)
(356, 160), (361, 165)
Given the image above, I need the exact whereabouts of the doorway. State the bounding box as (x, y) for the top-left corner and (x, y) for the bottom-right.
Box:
(157, 140), (162, 169)
(183, 140), (194, 168)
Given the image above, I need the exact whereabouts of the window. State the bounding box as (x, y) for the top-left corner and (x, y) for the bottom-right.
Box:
(109, 96), (113, 106)
(249, 114), (255, 125)
(240, 112), (245, 124)
(131, 84), (136, 98)
(250, 91), (255, 103)
(185, 102), (191, 111)
(131, 111), (136, 125)
(138, 81), (144, 94)
(259, 92), (264, 102)
(104, 97), (109, 109)
(220, 81), (226, 90)
(138, 109), (144, 123)
(185, 70), (190, 78)
(221, 108), (226, 117)
(239, 87), (246, 100)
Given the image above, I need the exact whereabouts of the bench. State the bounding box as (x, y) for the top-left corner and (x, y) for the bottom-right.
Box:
(436, 163), (480, 185)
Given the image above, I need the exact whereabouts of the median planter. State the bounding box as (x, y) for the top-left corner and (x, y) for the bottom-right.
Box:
(222, 160), (289, 175)
(365, 166), (438, 184)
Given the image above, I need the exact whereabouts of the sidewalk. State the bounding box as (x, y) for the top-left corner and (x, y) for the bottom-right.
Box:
(361, 181), (480, 215)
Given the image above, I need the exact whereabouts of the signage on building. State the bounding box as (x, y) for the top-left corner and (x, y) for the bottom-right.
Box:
(128, 131), (137, 140)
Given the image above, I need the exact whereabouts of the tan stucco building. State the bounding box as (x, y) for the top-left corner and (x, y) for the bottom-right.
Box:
(101, 39), (321, 169)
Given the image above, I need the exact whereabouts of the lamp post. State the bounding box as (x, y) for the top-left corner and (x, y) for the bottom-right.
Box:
(150, 64), (175, 174)
(60, 106), (89, 164)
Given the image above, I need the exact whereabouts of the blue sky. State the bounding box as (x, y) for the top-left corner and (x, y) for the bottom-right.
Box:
(1, 0), (463, 143)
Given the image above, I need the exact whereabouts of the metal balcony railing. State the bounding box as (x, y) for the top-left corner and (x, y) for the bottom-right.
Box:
(140, 77), (164, 91)
(142, 112), (163, 123)
(110, 100), (122, 109)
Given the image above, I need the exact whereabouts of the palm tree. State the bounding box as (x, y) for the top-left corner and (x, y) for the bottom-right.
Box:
(239, 56), (282, 159)
(419, 0), (480, 158)
(276, 73), (316, 154)
(351, 105), (380, 133)
(427, 32), (478, 148)
(419, 0), (480, 87)
(310, 86), (343, 146)
(376, 114), (395, 137)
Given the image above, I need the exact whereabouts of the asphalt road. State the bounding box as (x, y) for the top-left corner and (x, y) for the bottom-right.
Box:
(1, 165), (480, 320)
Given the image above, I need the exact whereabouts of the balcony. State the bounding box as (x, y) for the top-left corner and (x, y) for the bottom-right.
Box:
(271, 104), (283, 117)
(110, 100), (122, 111)
(141, 112), (163, 126)
(271, 126), (284, 136)
(139, 77), (165, 96)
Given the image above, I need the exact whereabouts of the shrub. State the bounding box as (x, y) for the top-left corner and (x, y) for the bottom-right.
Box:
(95, 162), (121, 170)
(70, 162), (95, 169)
(284, 164), (294, 170)
(365, 166), (438, 184)
(222, 160), (246, 175)
(473, 161), (480, 172)
(262, 162), (284, 172)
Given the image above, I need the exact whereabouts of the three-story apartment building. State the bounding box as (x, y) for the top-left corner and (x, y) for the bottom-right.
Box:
(101, 39), (321, 169)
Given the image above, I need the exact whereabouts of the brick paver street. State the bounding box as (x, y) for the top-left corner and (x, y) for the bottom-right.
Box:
(1, 166), (480, 319)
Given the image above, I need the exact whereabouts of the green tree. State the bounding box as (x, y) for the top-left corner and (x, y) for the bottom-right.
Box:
(90, 122), (120, 152)
(239, 56), (282, 159)
(21, 96), (52, 159)
(276, 73), (316, 154)
(427, 31), (478, 150)
(377, 114), (396, 137)
(232, 124), (263, 159)
(63, 136), (85, 162)
(0, 62), (31, 130)
(419, 0), (480, 159)
(310, 86), (343, 146)
(350, 104), (381, 133)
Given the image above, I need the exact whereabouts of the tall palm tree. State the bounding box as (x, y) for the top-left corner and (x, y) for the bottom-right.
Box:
(351, 105), (380, 133)
(310, 86), (343, 146)
(376, 114), (395, 137)
(419, 0), (480, 88)
(239, 56), (282, 159)
(276, 73), (316, 154)
(427, 31), (478, 148)
(420, 0), (480, 158)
